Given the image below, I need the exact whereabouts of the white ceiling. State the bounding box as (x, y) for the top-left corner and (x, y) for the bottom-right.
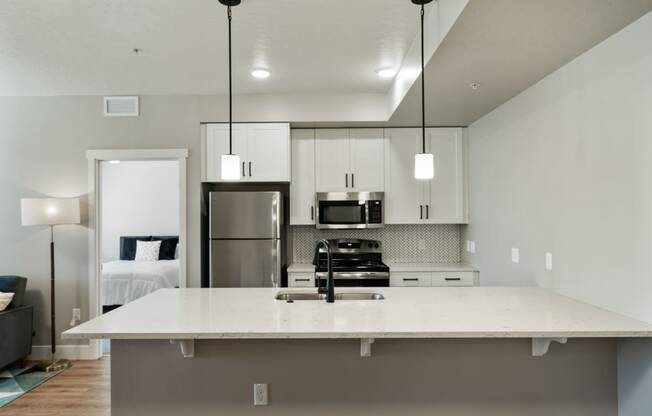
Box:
(0, 0), (424, 96)
(2, 0), (652, 126)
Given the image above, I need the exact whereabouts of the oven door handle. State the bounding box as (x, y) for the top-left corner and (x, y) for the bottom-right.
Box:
(315, 271), (390, 280)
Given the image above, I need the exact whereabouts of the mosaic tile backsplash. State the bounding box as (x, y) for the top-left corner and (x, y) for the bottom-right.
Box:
(291, 224), (461, 264)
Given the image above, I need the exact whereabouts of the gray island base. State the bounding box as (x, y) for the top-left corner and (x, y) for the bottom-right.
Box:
(112, 337), (616, 416)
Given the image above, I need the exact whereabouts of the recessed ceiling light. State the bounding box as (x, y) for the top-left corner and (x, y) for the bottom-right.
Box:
(108, 160), (121, 164)
(469, 82), (481, 90)
(251, 69), (271, 79)
(376, 68), (397, 79)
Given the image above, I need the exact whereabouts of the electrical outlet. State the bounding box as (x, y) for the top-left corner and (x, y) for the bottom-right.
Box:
(469, 241), (476, 254)
(511, 248), (520, 264)
(254, 383), (268, 406)
(545, 252), (553, 271)
(418, 239), (426, 250)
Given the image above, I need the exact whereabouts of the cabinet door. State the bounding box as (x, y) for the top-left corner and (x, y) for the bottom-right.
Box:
(246, 123), (290, 182)
(431, 272), (476, 287)
(290, 129), (316, 225)
(206, 123), (248, 182)
(315, 129), (351, 192)
(423, 128), (465, 223)
(349, 129), (384, 191)
(384, 128), (424, 223)
(390, 272), (432, 287)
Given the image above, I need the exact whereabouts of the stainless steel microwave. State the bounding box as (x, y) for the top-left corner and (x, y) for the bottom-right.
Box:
(315, 192), (384, 229)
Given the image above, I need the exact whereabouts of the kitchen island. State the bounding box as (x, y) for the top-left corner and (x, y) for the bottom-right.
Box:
(64, 287), (652, 416)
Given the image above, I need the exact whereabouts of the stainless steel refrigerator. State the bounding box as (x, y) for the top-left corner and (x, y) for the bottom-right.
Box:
(209, 191), (282, 287)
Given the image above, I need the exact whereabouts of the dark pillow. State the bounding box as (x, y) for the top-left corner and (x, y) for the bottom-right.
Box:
(152, 236), (179, 260)
(119, 236), (152, 260)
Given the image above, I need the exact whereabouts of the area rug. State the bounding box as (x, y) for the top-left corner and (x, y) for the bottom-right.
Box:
(0, 364), (65, 407)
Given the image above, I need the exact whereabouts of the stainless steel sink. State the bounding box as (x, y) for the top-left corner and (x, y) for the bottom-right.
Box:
(275, 291), (384, 301)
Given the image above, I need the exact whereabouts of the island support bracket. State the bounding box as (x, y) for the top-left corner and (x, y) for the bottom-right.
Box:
(170, 339), (195, 358)
(360, 338), (375, 357)
(532, 337), (567, 357)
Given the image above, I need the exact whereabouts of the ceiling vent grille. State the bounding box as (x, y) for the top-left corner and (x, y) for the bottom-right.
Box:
(103, 96), (139, 117)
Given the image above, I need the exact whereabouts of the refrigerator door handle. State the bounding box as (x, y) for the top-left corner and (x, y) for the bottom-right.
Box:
(271, 239), (281, 287)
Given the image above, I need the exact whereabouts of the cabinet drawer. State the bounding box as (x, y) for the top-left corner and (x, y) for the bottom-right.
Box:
(390, 272), (432, 287)
(431, 272), (475, 287)
(289, 273), (315, 288)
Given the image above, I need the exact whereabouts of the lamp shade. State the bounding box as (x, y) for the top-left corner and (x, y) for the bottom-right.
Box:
(221, 154), (241, 180)
(414, 153), (434, 180)
(21, 198), (81, 226)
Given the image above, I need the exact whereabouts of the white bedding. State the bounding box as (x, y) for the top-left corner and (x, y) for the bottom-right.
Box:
(102, 260), (179, 306)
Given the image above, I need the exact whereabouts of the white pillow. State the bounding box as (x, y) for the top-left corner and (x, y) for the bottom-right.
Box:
(0, 292), (14, 311)
(134, 240), (162, 262)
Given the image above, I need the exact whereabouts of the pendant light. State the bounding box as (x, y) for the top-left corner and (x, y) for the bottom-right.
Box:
(413, 0), (435, 180)
(219, 0), (242, 180)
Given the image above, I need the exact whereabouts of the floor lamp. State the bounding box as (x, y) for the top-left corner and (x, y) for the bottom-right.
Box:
(21, 197), (81, 372)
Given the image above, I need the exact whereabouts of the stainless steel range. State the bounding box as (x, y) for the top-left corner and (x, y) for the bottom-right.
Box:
(313, 239), (390, 287)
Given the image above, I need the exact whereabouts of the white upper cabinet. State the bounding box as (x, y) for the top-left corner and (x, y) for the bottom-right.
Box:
(349, 129), (384, 192)
(205, 123), (290, 182)
(290, 129), (316, 225)
(315, 129), (384, 192)
(423, 128), (466, 223)
(315, 129), (351, 192)
(384, 128), (427, 223)
(385, 127), (467, 224)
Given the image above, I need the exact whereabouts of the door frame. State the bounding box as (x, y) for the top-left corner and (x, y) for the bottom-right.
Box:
(85, 149), (188, 359)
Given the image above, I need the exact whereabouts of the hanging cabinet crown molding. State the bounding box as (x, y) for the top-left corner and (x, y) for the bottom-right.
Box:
(204, 123), (291, 182)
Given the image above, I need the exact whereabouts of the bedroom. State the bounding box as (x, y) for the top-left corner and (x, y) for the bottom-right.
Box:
(99, 160), (180, 353)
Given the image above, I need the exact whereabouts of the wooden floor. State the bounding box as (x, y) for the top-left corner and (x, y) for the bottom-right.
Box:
(2, 358), (110, 416)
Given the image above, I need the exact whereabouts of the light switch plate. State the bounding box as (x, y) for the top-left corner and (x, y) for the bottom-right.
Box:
(511, 248), (520, 264)
(470, 241), (476, 254)
(545, 252), (553, 271)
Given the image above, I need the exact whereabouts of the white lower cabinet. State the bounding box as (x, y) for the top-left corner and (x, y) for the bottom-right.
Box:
(390, 271), (477, 287)
(288, 273), (315, 288)
(390, 272), (432, 287)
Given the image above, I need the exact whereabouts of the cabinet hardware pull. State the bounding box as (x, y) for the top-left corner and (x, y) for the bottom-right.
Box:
(345, 174), (348, 188)
(295, 278), (311, 282)
(248, 162), (252, 177)
(242, 162), (245, 177)
(426, 205), (429, 219)
(311, 206), (314, 220)
(420, 205), (423, 219)
(403, 278), (419, 281)
(445, 278), (462, 281)
(352, 173), (355, 188)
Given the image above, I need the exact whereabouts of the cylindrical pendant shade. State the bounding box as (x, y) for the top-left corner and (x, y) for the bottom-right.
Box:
(221, 154), (241, 180)
(414, 153), (434, 180)
(21, 198), (81, 226)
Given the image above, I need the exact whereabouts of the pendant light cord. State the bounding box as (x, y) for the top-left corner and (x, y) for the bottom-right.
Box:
(420, 4), (426, 154)
(227, 5), (233, 155)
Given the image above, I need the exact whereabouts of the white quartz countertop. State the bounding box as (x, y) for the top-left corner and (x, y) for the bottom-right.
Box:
(63, 287), (652, 340)
(288, 263), (315, 273)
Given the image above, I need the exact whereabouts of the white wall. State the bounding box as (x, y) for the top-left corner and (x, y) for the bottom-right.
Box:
(100, 161), (179, 262)
(462, 11), (652, 415)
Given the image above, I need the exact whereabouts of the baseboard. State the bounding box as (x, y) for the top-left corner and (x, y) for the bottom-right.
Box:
(29, 344), (101, 361)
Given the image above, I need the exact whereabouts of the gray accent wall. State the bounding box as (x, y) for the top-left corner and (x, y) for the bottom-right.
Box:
(0, 94), (385, 347)
(462, 11), (652, 415)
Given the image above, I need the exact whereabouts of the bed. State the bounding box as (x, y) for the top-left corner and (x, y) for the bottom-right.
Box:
(102, 236), (179, 311)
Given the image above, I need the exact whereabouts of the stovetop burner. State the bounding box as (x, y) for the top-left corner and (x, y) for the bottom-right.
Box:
(313, 239), (389, 273)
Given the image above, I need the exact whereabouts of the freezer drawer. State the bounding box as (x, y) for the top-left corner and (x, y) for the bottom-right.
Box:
(210, 239), (281, 288)
(210, 191), (281, 239)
